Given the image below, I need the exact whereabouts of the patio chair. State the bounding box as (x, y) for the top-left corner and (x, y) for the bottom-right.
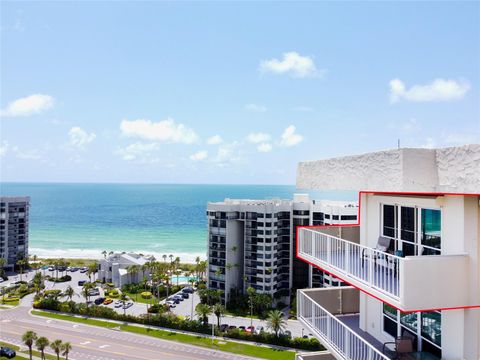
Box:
(361, 236), (391, 268)
(382, 336), (414, 359)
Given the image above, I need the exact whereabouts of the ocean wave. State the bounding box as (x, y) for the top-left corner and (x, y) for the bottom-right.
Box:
(29, 247), (207, 264)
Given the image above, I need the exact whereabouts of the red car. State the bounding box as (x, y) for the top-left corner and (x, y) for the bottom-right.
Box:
(246, 326), (255, 333)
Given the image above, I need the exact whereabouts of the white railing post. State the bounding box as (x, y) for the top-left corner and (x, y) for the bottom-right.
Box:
(345, 242), (350, 274)
(327, 235), (331, 265)
(312, 231), (316, 259)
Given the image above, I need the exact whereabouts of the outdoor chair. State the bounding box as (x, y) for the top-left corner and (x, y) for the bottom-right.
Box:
(382, 336), (414, 359)
(361, 236), (391, 267)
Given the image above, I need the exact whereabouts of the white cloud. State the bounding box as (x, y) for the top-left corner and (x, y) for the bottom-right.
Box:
(15, 149), (42, 160)
(1, 94), (55, 117)
(120, 118), (198, 144)
(190, 150), (208, 161)
(280, 125), (304, 147)
(213, 142), (243, 166)
(115, 142), (160, 161)
(244, 103), (267, 113)
(0, 141), (8, 157)
(421, 137), (436, 149)
(68, 127), (96, 149)
(206, 135), (223, 145)
(247, 132), (271, 144)
(257, 143), (272, 153)
(292, 106), (314, 112)
(259, 52), (324, 78)
(402, 118), (421, 133)
(389, 78), (470, 103)
(445, 133), (478, 145)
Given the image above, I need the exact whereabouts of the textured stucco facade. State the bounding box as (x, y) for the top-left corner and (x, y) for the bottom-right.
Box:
(297, 144), (480, 193)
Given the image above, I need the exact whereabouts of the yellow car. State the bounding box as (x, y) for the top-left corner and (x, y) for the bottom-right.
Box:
(103, 298), (113, 305)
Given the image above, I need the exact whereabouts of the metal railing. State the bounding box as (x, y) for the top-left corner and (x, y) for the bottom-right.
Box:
(298, 290), (389, 360)
(298, 228), (401, 300)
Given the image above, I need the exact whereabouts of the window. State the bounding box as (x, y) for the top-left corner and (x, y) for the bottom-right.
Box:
(421, 209), (441, 255)
(383, 204), (397, 238)
(340, 215), (357, 221)
(266, 214), (272, 218)
(400, 207), (416, 256)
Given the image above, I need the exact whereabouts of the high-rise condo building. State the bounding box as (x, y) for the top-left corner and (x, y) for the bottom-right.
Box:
(206, 194), (358, 304)
(0, 196), (30, 270)
(295, 145), (480, 360)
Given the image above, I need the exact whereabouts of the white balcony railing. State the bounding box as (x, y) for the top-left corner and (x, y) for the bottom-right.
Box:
(298, 290), (389, 360)
(298, 228), (401, 301)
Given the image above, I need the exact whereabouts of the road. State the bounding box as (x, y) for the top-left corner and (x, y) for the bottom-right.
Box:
(0, 295), (255, 360)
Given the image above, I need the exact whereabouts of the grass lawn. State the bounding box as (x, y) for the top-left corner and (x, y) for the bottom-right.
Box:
(39, 258), (98, 267)
(0, 340), (57, 360)
(0, 299), (19, 306)
(123, 291), (159, 305)
(32, 310), (295, 360)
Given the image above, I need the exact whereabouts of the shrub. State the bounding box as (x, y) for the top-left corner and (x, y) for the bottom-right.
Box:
(141, 291), (152, 299)
(147, 304), (169, 314)
(106, 282), (115, 288)
(44, 289), (62, 297)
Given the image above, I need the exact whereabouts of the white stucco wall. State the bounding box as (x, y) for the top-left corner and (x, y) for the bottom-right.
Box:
(297, 144), (480, 193)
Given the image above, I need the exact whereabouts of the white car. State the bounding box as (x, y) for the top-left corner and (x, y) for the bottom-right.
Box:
(165, 300), (176, 308)
(254, 326), (264, 334)
(123, 302), (133, 309)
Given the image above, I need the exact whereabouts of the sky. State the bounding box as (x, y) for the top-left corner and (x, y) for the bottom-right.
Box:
(0, 1), (479, 184)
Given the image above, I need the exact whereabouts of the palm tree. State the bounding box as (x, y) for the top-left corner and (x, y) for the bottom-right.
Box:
(35, 336), (49, 360)
(195, 303), (211, 325)
(121, 293), (128, 316)
(17, 259), (27, 281)
(266, 310), (286, 337)
(168, 254), (174, 265)
(61, 342), (72, 360)
(246, 286), (256, 327)
(212, 303), (225, 328)
(64, 285), (75, 301)
(87, 262), (98, 282)
(102, 250), (107, 258)
(162, 254), (167, 263)
(50, 339), (63, 360)
(22, 330), (37, 360)
(0, 258), (6, 278)
(82, 283), (93, 307)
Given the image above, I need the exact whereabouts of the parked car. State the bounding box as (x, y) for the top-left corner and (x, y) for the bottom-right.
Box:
(181, 287), (194, 294)
(70, 267), (78, 272)
(180, 292), (189, 299)
(66, 267), (72, 272)
(220, 324), (229, 332)
(0, 347), (16, 359)
(88, 288), (100, 296)
(56, 266), (66, 272)
(284, 330), (292, 338)
(246, 326), (254, 333)
(114, 301), (124, 308)
(227, 325), (237, 331)
(254, 326), (264, 334)
(166, 300), (176, 308)
(103, 298), (113, 305)
(78, 280), (87, 286)
(173, 295), (184, 302)
(79, 267), (88, 273)
(94, 297), (105, 305)
(123, 302), (133, 309)
(167, 297), (180, 304)
(239, 326), (246, 331)
(48, 267), (54, 271)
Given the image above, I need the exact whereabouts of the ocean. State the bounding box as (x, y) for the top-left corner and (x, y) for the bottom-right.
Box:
(0, 183), (357, 263)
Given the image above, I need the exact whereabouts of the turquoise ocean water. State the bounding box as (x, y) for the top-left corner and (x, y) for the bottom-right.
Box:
(0, 183), (356, 262)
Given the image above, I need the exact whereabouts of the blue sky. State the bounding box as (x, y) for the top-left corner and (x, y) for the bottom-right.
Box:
(1, 1), (479, 184)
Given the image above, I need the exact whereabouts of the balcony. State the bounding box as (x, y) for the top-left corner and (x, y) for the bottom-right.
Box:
(298, 287), (388, 360)
(297, 227), (471, 311)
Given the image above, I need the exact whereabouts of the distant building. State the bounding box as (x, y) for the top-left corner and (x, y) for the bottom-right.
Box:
(0, 196), (30, 270)
(206, 194), (358, 304)
(98, 252), (154, 288)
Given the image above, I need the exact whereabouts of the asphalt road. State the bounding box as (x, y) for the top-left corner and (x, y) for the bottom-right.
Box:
(0, 296), (256, 360)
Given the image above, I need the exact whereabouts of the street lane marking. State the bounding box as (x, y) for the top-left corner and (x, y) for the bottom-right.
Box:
(80, 341), (91, 345)
(46, 319), (53, 323)
(73, 324), (80, 328)
(99, 344), (110, 349)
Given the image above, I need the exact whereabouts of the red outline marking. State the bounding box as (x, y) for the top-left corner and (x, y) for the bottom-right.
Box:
(296, 190), (480, 313)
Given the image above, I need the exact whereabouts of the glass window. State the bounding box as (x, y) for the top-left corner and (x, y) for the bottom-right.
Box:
(401, 207), (416, 255)
(421, 311), (441, 346)
(400, 311), (417, 332)
(421, 209), (441, 254)
(383, 205), (396, 238)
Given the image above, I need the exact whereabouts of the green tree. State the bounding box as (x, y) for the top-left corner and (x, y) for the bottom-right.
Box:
(0, 258), (6, 278)
(195, 303), (211, 326)
(212, 303), (225, 328)
(22, 330), (37, 360)
(246, 286), (256, 327)
(17, 259), (27, 281)
(35, 336), (49, 360)
(102, 250), (107, 258)
(50, 339), (63, 360)
(61, 341), (72, 360)
(82, 282), (94, 307)
(87, 262), (98, 282)
(64, 285), (75, 301)
(266, 310), (286, 337)
(121, 293), (128, 316)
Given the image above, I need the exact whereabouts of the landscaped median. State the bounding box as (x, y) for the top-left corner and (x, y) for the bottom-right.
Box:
(0, 340), (57, 360)
(31, 310), (297, 360)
